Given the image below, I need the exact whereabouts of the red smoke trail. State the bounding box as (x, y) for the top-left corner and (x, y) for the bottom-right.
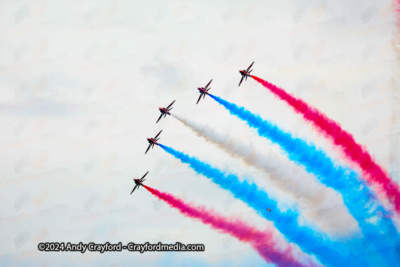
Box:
(397, 0), (400, 28)
(143, 184), (318, 267)
(251, 75), (400, 215)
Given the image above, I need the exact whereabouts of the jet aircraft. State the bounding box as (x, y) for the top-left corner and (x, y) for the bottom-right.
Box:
(131, 171), (148, 194)
(157, 100), (175, 123)
(239, 62), (254, 86)
(145, 130), (162, 154)
(196, 79), (212, 104)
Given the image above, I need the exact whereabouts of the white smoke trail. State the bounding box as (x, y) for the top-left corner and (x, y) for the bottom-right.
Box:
(172, 113), (360, 238)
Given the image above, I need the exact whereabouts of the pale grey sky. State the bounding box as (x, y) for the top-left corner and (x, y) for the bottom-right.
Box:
(0, 0), (398, 266)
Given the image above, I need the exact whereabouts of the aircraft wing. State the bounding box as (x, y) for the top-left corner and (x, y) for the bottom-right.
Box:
(130, 184), (139, 194)
(246, 62), (254, 71)
(141, 171), (149, 180)
(155, 130), (162, 139)
(167, 100), (175, 109)
(205, 79), (213, 89)
(239, 76), (244, 86)
(196, 94), (202, 104)
(145, 144), (152, 154)
(156, 114), (163, 123)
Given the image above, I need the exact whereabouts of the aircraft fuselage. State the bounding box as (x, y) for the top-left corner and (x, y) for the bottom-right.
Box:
(147, 138), (157, 145)
(159, 108), (170, 115)
(240, 70), (250, 77)
(198, 88), (209, 95)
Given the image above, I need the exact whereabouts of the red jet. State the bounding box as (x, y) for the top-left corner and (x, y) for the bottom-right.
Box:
(131, 171), (148, 194)
(145, 130), (162, 154)
(157, 100), (175, 123)
(239, 61), (254, 86)
(196, 79), (212, 104)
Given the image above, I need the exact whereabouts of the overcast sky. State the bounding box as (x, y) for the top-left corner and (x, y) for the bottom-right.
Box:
(0, 0), (398, 266)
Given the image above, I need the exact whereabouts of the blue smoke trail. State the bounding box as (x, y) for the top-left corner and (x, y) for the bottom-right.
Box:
(209, 94), (400, 265)
(159, 143), (374, 267)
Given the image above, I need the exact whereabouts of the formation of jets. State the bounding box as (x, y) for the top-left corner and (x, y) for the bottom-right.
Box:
(133, 62), (255, 194)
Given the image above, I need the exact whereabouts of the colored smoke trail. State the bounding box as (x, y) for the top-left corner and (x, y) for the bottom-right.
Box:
(158, 143), (371, 267)
(143, 184), (317, 267)
(251, 75), (400, 216)
(209, 94), (400, 264)
(171, 113), (359, 237)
